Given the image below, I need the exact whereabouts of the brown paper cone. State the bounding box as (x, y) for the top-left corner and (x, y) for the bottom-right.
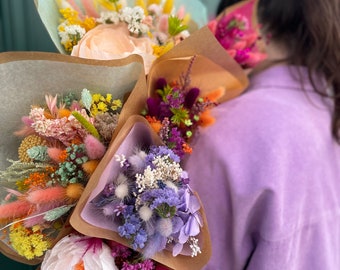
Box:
(0, 51), (146, 264)
(148, 26), (249, 103)
(70, 115), (211, 270)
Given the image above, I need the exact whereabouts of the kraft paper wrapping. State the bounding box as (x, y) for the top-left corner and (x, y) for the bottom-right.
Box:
(70, 27), (249, 269)
(70, 115), (212, 270)
(0, 25), (249, 267)
(148, 26), (249, 103)
(0, 51), (145, 264)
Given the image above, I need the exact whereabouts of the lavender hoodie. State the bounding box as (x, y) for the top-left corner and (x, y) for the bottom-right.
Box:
(185, 65), (340, 269)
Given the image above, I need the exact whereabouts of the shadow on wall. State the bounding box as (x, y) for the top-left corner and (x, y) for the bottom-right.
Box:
(0, 0), (57, 52)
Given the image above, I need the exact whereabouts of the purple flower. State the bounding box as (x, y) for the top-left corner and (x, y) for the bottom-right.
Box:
(113, 202), (127, 217)
(132, 229), (148, 249)
(102, 183), (115, 197)
(184, 87), (200, 109)
(159, 118), (170, 141)
(119, 223), (137, 238)
(109, 241), (131, 259)
(167, 88), (185, 108)
(142, 232), (168, 258)
(138, 259), (155, 270)
(173, 186), (202, 256)
(146, 97), (161, 117)
(168, 127), (186, 158)
(141, 187), (180, 219)
(181, 171), (190, 185)
(148, 145), (180, 163)
(118, 207), (148, 249)
(91, 183), (116, 207)
(121, 259), (154, 270)
(159, 101), (172, 119)
(155, 78), (167, 90)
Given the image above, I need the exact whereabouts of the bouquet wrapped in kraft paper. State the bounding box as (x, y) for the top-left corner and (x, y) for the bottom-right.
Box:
(34, 0), (209, 73)
(0, 51), (146, 265)
(69, 26), (248, 269)
(208, 0), (267, 69)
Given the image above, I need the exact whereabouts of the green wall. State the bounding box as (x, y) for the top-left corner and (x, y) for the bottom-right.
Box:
(0, 253), (37, 270)
(0, 0), (57, 52)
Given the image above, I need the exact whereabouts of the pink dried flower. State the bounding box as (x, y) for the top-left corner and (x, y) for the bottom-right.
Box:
(29, 108), (92, 145)
(84, 134), (106, 160)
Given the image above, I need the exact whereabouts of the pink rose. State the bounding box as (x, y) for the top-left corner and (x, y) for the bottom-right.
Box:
(71, 23), (156, 73)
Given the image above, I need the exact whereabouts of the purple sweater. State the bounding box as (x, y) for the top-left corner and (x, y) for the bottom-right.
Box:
(185, 65), (340, 269)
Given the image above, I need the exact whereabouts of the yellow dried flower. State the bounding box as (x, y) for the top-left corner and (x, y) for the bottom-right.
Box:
(163, 0), (174, 14)
(92, 94), (101, 103)
(136, 0), (148, 15)
(59, 8), (80, 24)
(60, 8), (80, 25)
(97, 101), (108, 112)
(153, 42), (174, 57)
(96, 0), (118, 11)
(148, 0), (161, 5)
(9, 223), (51, 260)
(106, 94), (112, 102)
(18, 135), (47, 163)
(81, 17), (97, 32)
(90, 94), (122, 116)
(111, 99), (122, 111)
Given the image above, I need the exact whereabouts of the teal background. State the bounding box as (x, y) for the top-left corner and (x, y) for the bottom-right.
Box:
(0, 0), (219, 268)
(0, 253), (38, 269)
(0, 0), (57, 52)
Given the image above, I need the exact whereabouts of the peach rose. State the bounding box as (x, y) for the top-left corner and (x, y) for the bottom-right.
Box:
(71, 23), (156, 73)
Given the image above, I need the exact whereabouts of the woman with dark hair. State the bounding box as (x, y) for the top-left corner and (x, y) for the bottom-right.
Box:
(185, 0), (340, 269)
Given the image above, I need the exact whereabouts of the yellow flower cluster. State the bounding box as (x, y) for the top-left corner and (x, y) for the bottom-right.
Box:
(153, 42), (174, 57)
(59, 8), (96, 32)
(58, 8), (96, 53)
(9, 223), (51, 260)
(97, 0), (123, 11)
(91, 93), (122, 116)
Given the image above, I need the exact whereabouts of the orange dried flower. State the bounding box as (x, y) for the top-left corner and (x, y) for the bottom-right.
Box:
(65, 183), (84, 202)
(59, 149), (68, 162)
(82, 159), (100, 175)
(182, 143), (193, 154)
(204, 86), (226, 102)
(199, 110), (215, 127)
(146, 116), (162, 133)
(57, 108), (71, 118)
(23, 171), (49, 190)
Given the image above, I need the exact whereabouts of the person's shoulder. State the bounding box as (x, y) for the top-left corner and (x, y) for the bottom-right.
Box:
(213, 87), (303, 137)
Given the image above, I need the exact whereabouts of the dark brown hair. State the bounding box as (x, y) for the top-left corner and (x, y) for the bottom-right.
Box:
(217, 0), (242, 15)
(257, 0), (340, 142)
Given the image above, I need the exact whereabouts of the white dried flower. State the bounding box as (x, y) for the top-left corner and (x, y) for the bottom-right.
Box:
(139, 205), (153, 221)
(97, 11), (120, 24)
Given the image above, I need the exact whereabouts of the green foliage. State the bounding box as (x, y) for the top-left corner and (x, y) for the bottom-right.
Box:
(170, 107), (189, 126)
(168, 16), (188, 37)
(72, 111), (101, 139)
